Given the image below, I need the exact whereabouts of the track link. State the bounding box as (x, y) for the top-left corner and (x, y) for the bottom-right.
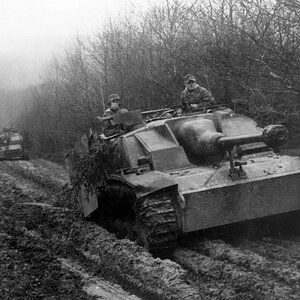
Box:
(136, 191), (179, 251)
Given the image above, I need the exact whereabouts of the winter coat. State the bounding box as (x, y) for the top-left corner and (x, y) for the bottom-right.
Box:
(180, 84), (215, 111)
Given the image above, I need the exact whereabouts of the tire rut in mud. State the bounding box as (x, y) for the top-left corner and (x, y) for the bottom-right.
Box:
(172, 239), (300, 299)
(36, 208), (202, 300)
(0, 198), (95, 299)
(0, 163), (202, 300)
(1, 159), (300, 299)
(1, 159), (69, 192)
(171, 214), (300, 300)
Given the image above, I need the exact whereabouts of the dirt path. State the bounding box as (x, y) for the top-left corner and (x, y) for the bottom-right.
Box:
(1, 159), (299, 299)
(0, 161), (144, 300)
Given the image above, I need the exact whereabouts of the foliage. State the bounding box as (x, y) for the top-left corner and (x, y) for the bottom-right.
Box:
(11, 0), (300, 154)
(70, 134), (123, 193)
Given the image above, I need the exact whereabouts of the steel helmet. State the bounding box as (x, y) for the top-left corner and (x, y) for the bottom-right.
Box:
(107, 94), (121, 105)
(184, 74), (196, 84)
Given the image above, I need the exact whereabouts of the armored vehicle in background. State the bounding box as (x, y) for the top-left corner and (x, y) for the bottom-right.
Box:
(67, 106), (300, 251)
(0, 131), (29, 160)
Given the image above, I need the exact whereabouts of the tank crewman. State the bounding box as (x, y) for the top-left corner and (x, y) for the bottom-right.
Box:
(102, 94), (128, 136)
(180, 74), (215, 112)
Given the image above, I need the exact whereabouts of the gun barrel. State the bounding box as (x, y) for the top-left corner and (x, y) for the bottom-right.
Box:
(217, 133), (263, 148)
(217, 124), (288, 149)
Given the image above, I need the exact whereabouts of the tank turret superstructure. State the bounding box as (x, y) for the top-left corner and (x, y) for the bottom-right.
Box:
(0, 130), (29, 160)
(67, 107), (300, 251)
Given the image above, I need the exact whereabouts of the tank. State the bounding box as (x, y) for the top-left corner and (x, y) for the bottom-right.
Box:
(0, 131), (29, 160)
(67, 106), (300, 251)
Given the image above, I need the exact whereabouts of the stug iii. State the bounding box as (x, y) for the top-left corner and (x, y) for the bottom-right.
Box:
(0, 132), (29, 160)
(67, 106), (300, 251)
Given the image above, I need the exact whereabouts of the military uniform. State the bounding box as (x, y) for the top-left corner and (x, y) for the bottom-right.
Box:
(102, 107), (128, 136)
(180, 84), (215, 112)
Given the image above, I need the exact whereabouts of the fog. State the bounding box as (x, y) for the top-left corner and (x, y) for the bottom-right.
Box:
(0, 0), (139, 89)
(0, 0), (155, 127)
(0, 35), (72, 89)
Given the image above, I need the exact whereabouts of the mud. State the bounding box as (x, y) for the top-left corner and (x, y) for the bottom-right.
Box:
(1, 159), (300, 299)
(59, 258), (141, 300)
(0, 202), (94, 299)
(20, 206), (201, 299)
(2, 159), (69, 192)
(0, 160), (202, 300)
(175, 239), (300, 299)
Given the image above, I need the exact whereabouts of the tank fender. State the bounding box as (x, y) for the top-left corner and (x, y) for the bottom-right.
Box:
(112, 171), (178, 199)
(77, 185), (98, 218)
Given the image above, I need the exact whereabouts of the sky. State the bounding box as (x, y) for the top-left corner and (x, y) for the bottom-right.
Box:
(0, 0), (155, 89)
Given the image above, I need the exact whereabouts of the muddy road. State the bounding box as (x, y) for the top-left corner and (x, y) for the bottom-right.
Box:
(1, 159), (300, 299)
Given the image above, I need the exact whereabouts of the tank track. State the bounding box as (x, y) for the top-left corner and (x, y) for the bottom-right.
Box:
(136, 191), (179, 251)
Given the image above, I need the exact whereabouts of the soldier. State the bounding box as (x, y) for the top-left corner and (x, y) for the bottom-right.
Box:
(102, 94), (128, 136)
(180, 74), (215, 112)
